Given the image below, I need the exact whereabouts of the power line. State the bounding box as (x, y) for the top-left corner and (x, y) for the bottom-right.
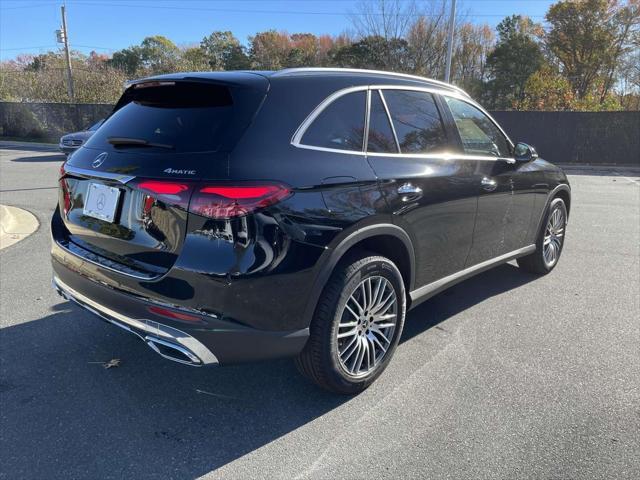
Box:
(2, 1), (544, 18)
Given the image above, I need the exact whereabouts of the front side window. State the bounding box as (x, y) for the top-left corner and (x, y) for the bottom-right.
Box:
(444, 96), (511, 157)
(382, 90), (448, 154)
(300, 91), (366, 152)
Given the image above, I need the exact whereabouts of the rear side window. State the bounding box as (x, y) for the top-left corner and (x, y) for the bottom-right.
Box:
(300, 91), (366, 152)
(444, 96), (511, 157)
(383, 90), (448, 154)
(85, 82), (236, 153)
(367, 90), (398, 154)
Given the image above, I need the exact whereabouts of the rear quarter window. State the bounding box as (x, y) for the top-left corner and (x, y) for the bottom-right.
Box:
(299, 91), (366, 152)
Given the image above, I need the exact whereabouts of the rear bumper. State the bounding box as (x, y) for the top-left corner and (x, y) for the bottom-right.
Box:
(52, 258), (310, 366)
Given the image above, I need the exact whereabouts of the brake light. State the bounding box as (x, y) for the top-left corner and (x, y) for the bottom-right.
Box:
(137, 180), (189, 195)
(190, 183), (291, 219)
(131, 179), (193, 210)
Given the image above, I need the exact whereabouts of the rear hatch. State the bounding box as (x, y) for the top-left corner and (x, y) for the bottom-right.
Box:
(56, 75), (269, 278)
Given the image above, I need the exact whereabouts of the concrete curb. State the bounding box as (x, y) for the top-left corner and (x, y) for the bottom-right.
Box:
(0, 205), (39, 250)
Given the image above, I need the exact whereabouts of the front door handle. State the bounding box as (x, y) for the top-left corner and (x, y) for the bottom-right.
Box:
(481, 177), (498, 191)
(397, 182), (423, 202)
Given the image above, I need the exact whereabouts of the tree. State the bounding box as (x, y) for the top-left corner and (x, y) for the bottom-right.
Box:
(139, 35), (180, 73)
(351, 0), (417, 71)
(453, 23), (494, 94)
(107, 47), (143, 76)
(406, 14), (448, 77)
(331, 35), (409, 71)
(177, 47), (210, 72)
(545, 0), (640, 100)
(485, 15), (545, 109)
(516, 66), (575, 110)
(200, 31), (250, 70)
(249, 30), (291, 69)
(286, 33), (319, 67)
(517, 65), (622, 111)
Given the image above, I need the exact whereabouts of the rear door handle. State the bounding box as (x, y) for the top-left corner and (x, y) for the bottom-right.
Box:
(481, 177), (498, 191)
(397, 182), (423, 202)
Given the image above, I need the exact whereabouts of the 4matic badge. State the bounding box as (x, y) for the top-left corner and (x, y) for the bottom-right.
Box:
(164, 168), (196, 175)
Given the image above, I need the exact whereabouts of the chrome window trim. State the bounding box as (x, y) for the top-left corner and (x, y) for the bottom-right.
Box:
(291, 83), (515, 163)
(290, 85), (369, 152)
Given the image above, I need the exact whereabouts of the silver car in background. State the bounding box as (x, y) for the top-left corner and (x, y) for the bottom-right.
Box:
(59, 119), (103, 155)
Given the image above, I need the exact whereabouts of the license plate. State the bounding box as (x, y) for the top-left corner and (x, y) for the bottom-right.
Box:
(83, 183), (121, 222)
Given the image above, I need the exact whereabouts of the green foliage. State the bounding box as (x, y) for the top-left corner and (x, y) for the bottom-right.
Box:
(200, 31), (250, 70)
(1, 1), (638, 111)
(331, 36), (409, 71)
(516, 66), (622, 111)
(545, 0), (639, 100)
(485, 15), (545, 109)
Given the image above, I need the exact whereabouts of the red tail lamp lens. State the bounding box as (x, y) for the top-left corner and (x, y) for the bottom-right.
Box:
(132, 180), (193, 210)
(190, 184), (290, 219)
(137, 181), (189, 195)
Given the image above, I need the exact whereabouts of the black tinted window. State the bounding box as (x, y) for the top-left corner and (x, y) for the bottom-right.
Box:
(383, 90), (447, 154)
(444, 97), (511, 157)
(85, 82), (235, 153)
(367, 90), (398, 153)
(301, 91), (365, 152)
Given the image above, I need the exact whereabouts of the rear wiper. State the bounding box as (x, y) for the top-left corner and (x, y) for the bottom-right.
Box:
(107, 137), (174, 149)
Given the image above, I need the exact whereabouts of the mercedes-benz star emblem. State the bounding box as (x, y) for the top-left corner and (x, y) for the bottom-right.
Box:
(92, 152), (108, 168)
(96, 193), (106, 211)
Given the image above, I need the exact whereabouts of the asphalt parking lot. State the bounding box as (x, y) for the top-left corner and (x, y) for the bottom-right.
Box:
(1, 143), (639, 480)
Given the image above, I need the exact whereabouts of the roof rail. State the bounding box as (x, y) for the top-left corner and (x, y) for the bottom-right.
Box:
(273, 67), (470, 97)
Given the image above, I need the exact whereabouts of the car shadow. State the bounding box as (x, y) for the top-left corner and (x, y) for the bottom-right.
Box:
(0, 263), (536, 479)
(10, 154), (65, 163)
(401, 263), (539, 343)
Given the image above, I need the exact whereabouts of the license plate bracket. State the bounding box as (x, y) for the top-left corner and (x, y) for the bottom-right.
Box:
(83, 183), (121, 223)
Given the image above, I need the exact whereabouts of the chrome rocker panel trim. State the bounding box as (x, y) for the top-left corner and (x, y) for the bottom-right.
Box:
(409, 245), (536, 307)
(53, 275), (219, 367)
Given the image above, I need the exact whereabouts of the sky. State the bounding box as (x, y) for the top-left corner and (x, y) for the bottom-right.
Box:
(0, 0), (556, 61)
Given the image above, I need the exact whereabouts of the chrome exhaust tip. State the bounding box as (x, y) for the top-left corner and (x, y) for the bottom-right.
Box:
(145, 336), (202, 366)
(52, 275), (219, 367)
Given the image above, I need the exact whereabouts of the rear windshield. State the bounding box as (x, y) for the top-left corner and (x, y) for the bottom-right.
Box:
(84, 82), (235, 153)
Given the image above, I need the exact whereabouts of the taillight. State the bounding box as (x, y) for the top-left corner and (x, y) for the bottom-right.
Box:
(130, 179), (193, 210)
(137, 180), (189, 195)
(189, 183), (291, 219)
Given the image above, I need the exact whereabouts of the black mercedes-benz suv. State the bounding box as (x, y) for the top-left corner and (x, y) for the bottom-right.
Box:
(52, 68), (570, 394)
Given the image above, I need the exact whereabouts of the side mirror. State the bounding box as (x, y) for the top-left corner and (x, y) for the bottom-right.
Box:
(514, 142), (538, 162)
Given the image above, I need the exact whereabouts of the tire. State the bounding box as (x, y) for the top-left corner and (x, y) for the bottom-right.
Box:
(295, 252), (406, 394)
(517, 197), (567, 274)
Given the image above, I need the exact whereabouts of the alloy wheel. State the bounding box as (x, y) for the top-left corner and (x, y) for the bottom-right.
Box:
(543, 206), (565, 267)
(336, 275), (398, 377)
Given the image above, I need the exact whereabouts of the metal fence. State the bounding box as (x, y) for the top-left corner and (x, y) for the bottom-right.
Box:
(0, 102), (638, 165)
(491, 111), (640, 166)
(0, 102), (113, 143)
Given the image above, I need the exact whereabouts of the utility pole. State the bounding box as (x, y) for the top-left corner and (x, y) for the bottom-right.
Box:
(444, 0), (456, 83)
(60, 4), (75, 102)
